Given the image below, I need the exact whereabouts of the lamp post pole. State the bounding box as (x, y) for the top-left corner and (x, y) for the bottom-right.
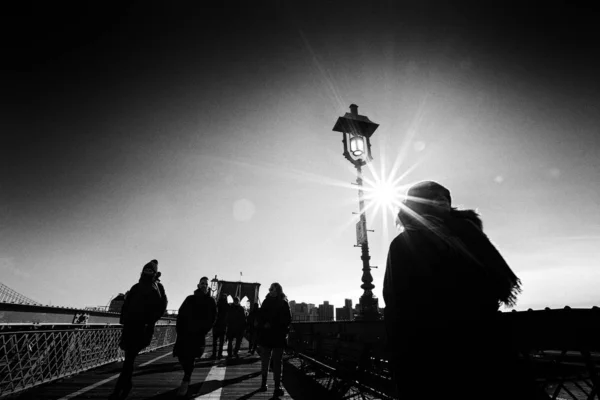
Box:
(355, 163), (379, 320)
(332, 104), (381, 321)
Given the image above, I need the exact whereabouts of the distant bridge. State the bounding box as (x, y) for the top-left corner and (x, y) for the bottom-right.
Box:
(0, 283), (40, 306)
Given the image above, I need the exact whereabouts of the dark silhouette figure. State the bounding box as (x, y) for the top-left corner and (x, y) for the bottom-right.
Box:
(211, 293), (229, 359)
(382, 181), (548, 400)
(226, 296), (247, 358)
(246, 302), (260, 355)
(110, 259), (167, 400)
(257, 282), (291, 397)
(173, 276), (217, 397)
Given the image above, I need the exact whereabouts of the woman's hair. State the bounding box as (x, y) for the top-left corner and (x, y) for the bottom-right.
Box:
(270, 282), (287, 301)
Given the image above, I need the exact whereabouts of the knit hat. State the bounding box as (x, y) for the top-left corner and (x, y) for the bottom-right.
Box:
(406, 181), (451, 206)
(142, 259), (158, 274)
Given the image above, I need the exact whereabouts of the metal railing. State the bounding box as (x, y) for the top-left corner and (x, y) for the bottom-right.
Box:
(287, 307), (600, 400)
(0, 323), (177, 397)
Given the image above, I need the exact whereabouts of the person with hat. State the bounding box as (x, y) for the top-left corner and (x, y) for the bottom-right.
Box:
(383, 181), (532, 400)
(173, 276), (217, 397)
(110, 259), (167, 400)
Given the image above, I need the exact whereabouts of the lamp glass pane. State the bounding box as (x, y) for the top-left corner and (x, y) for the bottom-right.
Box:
(350, 136), (364, 156)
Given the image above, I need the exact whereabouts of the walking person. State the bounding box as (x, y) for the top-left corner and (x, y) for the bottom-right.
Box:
(173, 276), (217, 397)
(226, 296), (247, 359)
(211, 292), (228, 360)
(246, 302), (260, 355)
(382, 181), (542, 400)
(257, 282), (291, 397)
(109, 259), (167, 400)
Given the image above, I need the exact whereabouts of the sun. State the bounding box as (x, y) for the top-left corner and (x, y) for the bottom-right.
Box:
(366, 177), (401, 212)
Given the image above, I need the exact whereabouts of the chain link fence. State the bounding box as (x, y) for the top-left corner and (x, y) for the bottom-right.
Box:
(0, 323), (176, 397)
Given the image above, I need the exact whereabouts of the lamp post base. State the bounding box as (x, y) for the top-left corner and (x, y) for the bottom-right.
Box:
(355, 291), (382, 321)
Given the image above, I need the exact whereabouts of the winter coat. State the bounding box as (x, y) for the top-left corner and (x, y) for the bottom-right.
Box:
(246, 309), (259, 332)
(383, 210), (525, 399)
(257, 295), (291, 348)
(173, 289), (217, 358)
(119, 277), (167, 352)
(226, 304), (247, 335)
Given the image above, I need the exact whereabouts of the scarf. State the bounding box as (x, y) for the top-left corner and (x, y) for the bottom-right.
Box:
(402, 209), (521, 307)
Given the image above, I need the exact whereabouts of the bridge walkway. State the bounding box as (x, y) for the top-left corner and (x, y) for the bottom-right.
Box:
(7, 339), (327, 400)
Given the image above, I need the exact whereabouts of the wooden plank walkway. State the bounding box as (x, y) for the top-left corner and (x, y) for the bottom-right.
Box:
(7, 337), (331, 400)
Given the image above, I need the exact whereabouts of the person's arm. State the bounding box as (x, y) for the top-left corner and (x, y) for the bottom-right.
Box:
(119, 285), (135, 325)
(383, 235), (416, 351)
(176, 297), (189, 334)
(154, 282), (168, 322)
(281, 300), (292, 332)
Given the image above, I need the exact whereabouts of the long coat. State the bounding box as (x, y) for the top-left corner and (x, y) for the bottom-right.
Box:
(173, 289), (217, 358)
(213, 298), (229, 336)
(383, 211), (530, 399)
(257, 295), (291, 348)
(119, 278), (167, 352)
(226, 304), (247, 336)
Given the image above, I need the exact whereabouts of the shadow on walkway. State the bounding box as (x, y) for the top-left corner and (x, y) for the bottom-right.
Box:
(145, 371), (263, 399)
(282, 359), (331, 400)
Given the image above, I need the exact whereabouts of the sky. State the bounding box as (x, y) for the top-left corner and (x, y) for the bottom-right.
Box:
(2, 1), (599, 312)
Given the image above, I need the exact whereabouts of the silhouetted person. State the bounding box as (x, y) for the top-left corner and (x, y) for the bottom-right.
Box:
(211, 293), (228, 359)
(257, 282), (291, 397)
(382, 181), (538, 400)
(246, 302), (260, 355)
(173, 276), (217, 397)
(226, 296), (247, 359)
(110, 259), (167, 400)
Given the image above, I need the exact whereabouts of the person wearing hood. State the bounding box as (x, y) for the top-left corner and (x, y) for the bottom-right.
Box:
(382, 181), (547, 400)
(173, 276), (217, 397)
(110, 259), (167, 400)
(226, 296), (247, 359)
(257, 282), (291, 397)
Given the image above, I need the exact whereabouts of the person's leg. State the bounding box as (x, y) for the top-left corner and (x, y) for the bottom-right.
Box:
(218, 333), (225, 358)
(226, 333), (234, 357)
(272, 347), (284, 393)
(259, 346), (272, 390)
(211, 330), (218, 358)
(111, 349), (138, 399)
(234, 332), (243, 355)
(248, 330), (255, 353)
(180, 355), (195, 381)
(177, 355), (195, 396)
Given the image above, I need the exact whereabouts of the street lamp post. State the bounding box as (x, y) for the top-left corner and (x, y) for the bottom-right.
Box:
(332, 104), (382, 321)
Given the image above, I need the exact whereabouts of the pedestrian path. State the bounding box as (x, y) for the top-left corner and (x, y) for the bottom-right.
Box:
(8, 339), (330, 400)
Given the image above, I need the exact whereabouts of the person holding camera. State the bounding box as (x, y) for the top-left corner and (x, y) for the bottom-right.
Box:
(110, 259), (167, 400)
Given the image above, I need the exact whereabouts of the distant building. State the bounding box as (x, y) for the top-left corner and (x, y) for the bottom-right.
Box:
(335, 307), (345, 321)
(108, 293), (126, 313)
(318, 301), (334, 321)
(309, 307), (319, 321)
(289, 300), (311, 321)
